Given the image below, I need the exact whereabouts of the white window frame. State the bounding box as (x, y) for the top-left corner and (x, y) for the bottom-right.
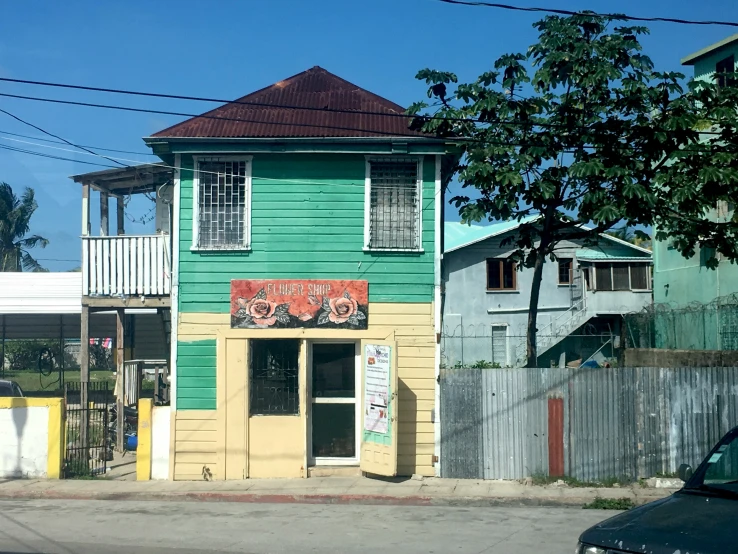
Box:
(191, 155), (253, 251)
(363, 155), (424, 252)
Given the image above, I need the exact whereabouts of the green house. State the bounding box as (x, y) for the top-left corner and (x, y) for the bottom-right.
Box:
(141, 67), (455, 480)
(650, 35), (738, 348)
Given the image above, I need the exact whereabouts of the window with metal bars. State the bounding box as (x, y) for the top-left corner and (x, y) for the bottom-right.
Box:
(195, 158), (250, 249)
(366, 159), (420, 250)
(250, 339), (300, 416)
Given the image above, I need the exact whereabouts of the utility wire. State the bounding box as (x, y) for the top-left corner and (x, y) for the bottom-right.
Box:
(0, 76), (474, 125)
(0, 143), (118, 168)
(0, 90), (731, 143)
(436, 0), (738, 27)
(0, 107), (127, 167)
(0, 128), (157, 156)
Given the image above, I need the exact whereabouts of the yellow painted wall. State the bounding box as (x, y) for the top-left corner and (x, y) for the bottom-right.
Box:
(172, 410), (218, 480)
(174, 302), (435, 478)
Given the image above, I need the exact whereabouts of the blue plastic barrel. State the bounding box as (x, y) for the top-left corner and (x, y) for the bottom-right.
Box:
(125, 435), (138, 451)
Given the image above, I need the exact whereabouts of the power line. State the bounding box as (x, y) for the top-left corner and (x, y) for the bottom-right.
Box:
(0, 129), (157, 156)
(0, 76), (471, 125)
(0, 107), (127, 167)
(0, 91), (435, 141)
(0, 85), (720, 140)
(436, 0), (738, 27)
(0, 143), (118, 168)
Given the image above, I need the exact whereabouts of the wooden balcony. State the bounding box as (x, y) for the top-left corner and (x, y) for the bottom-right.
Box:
(82, 235), (171, 307)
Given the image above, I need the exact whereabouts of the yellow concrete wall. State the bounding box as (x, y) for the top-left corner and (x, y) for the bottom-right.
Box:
(174, 301), (435, 478)
(136, 398), (153, 481)
(0, 397), (63, 479)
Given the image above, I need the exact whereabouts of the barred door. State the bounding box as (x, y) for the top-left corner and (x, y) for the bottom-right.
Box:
(63, 382), (111, 478)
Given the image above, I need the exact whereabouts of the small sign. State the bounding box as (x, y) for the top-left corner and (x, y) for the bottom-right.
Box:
(364, 343), (391, 434)
(231, 279), (368, 329)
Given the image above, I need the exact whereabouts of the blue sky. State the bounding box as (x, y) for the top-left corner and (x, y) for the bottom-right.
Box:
(0, 0), (736, 271)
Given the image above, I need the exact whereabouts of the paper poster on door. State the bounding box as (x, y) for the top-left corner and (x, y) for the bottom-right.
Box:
(364, 344), (390, 434)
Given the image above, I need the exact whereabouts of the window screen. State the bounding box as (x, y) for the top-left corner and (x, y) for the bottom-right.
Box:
(197, 159), (248, 249)
(612, 264), (631, 290)
(368, 160), (419, 249)
(250, 339), (299, 415)
(595, 264), (612, 291)
(630, 264), (649, 289)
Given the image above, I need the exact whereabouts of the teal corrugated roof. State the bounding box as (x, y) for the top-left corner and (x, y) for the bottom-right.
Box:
(576, 248), (651, 261)
(444, 217), (652, 260)
(444, 216), (539, 253)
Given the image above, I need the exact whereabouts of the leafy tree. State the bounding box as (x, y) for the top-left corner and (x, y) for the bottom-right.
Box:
(606, 225), (651, 249)
(410, 13), (738, 367)
(0, 183), (48, 272)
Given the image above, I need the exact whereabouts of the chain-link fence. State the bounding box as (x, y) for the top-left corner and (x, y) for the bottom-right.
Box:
(624, 293), (738, 351)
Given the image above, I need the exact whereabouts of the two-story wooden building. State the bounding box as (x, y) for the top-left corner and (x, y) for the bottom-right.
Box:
(77, 66), (454, 479)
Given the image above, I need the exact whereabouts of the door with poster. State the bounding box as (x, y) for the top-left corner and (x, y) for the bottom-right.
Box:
(360, 339), (398, 476)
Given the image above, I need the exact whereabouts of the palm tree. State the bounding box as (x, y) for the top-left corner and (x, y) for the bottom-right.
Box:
(0, 183), (49, 271)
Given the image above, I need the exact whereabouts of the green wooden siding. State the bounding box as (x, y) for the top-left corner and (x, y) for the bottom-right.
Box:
(178, 153), (437, 313)
(177, 340), (217, 410)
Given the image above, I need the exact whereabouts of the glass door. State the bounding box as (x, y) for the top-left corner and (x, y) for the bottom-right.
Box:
(309, 342), (359, 464)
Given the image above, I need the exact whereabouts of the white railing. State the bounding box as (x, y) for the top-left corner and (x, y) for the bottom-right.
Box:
(82, 235), (171, 297)
(516, 297), (590, 364)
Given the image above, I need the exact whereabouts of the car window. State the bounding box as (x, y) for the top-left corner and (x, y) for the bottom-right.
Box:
(0, 384), (12, 397)
(12, 384), (23, 397)
(703, 434), (738, 485)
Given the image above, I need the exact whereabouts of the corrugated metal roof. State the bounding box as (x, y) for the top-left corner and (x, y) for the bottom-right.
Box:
(0, 273), (82, 314)
(444, 218), (653, 262)
(681, 33), (738, 65)
(576, 248), (651, 262)
(150, 66), (428, 139)
(444, 217), (540, 253)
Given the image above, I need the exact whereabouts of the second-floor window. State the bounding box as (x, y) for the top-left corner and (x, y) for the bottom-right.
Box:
(487, 259), (517, 291)
(592, 262), (650, 291)
(558, 259), (573, 285)
(716, 55), (736, 89)
(194, 157), (252, 250)
(365, 158), (421, 251)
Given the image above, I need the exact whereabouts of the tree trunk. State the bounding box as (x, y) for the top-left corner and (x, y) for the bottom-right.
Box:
(526, 250), (547, 368)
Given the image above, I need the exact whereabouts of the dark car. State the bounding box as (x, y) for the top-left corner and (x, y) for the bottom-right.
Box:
(578, 426), (738, 554)
(0, 379), (24, 397)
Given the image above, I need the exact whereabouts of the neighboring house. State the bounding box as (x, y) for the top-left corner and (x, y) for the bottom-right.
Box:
(89, 66), (453, 480)
(653, 35), (738, 308)
(442, 220), (652, 368)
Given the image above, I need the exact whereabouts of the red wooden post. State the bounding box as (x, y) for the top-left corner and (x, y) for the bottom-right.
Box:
(548, 397), (565, 477)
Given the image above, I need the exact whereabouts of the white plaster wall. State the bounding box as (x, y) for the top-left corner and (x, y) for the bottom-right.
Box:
(0, 406), (49, 478)
(151, 406), (171, 480)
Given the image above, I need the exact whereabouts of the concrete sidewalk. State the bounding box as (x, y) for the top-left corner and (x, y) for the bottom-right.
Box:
(0, 477), (679, 508)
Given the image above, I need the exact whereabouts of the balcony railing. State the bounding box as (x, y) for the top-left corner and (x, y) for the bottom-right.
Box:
(82, 235), (171, 297)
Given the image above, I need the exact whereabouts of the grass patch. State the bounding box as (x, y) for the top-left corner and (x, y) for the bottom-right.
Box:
(4, 369), (116, 393)
(583, 497), (636, 510)
(531, 473), (633, 488)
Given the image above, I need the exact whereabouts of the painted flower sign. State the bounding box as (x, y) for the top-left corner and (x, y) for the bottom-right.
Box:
(231, 279), (368, 329)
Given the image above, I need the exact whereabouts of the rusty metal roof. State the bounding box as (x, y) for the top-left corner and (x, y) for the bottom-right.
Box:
(149, 66), (427, 139)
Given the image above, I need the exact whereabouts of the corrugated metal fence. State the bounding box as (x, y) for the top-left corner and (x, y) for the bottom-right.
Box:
(440, 366), (738, 481)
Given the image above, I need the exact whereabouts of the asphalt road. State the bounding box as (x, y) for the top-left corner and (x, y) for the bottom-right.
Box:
(0, 499), (616, 553)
